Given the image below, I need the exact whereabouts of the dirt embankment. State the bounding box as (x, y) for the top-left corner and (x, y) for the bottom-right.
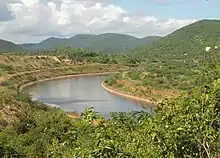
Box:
(101, 82), (158, 106)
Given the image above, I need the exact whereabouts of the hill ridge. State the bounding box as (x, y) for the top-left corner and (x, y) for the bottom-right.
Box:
(19, 33), (161, 53)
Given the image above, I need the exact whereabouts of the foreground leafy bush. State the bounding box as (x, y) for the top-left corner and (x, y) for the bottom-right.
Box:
(150, 80), (220, 157)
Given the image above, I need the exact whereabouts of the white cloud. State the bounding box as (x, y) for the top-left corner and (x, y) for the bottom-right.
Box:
(21, 0), (39, 7)
(0, 0), (196, 43)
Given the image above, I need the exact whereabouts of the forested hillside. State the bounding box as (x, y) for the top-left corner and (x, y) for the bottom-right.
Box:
(117, 19), (220, 92)
(135, 20), (220, 56)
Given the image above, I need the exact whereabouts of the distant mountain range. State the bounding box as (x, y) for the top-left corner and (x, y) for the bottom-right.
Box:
(2, 19), (219, 54)
(0, 39), (24, 52)
(18, 33), (161, 53)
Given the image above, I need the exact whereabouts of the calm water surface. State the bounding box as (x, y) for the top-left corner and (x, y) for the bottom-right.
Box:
(26, 76), (154, 117)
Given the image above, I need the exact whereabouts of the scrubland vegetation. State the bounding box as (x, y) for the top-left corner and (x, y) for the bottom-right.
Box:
(0, 20), (220, 157)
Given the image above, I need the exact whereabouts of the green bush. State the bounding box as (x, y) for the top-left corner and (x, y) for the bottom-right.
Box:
(106, 77), (116, 86)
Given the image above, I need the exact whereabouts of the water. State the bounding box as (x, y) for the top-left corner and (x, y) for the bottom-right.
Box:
(26, 75), (154, 117)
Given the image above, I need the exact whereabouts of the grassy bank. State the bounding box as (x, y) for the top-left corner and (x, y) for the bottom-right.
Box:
(104, 73), (179, 103)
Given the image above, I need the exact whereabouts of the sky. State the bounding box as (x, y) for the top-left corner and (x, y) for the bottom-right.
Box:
(111, 0), (220, 19)
(0, 0), (218, 43)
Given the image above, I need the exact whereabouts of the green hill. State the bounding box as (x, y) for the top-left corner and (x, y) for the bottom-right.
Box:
(127, 20), (220, 91)
(135, 19), (220, 56)
(0, 39), (25, 52)
(19, 33), (161, 53)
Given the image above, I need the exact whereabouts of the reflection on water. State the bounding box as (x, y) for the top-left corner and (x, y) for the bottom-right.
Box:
(26, 76), (154, 117)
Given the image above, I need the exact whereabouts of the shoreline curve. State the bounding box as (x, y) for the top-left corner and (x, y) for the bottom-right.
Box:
(101, 81), (158, 107)
(18, 70), (158, 109)
(20, 72), (118, 91)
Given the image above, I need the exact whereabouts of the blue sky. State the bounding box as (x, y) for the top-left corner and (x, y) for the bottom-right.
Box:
(110, 0), (220, 19)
